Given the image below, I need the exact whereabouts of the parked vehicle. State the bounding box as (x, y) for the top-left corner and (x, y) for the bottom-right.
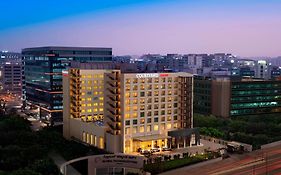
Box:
(150, 147), (160, 153)
(162, 147), (172, 151)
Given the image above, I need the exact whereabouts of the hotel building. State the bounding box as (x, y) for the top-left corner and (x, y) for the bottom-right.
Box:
(63, 70), (199, 153)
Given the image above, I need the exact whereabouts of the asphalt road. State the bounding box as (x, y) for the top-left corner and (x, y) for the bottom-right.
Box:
(161, 143), (281, 175)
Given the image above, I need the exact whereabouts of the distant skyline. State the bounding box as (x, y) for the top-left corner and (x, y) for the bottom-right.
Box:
(1, 0), (281, 57)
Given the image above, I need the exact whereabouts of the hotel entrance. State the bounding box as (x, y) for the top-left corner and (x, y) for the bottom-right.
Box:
(132, 135), (170, 152)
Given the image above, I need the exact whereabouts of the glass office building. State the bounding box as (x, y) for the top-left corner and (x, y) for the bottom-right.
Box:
(22, 46), (112, 122)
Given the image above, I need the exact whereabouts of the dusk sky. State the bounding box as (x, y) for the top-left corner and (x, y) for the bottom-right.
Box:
(1, 0), (281, 57)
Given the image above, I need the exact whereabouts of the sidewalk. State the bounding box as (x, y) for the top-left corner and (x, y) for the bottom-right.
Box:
(49, 152), (81, 175)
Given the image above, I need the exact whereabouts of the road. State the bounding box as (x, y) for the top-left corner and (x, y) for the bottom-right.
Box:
(161, 143), (281, 175)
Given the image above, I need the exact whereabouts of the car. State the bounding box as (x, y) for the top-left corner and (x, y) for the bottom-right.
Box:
(162, 147), (172, 151)
(150, 148), (160, 153)
(140, 149), (151, 155)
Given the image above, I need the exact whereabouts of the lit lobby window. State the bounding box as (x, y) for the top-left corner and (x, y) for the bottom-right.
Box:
(154, 125), (159, 131)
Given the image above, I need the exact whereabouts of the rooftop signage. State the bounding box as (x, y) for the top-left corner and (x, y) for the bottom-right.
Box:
(136, 73), (159, 78)
(136, 73), (169, 78)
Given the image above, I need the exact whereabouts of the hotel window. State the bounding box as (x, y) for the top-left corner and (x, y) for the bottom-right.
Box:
(99, 108), (103, 112)
(161, 123), (165, 130)
(125, 79), (130, 84)
(133, 106), (138, 111)
(154, 125), (159, 131)
(154, 105), (159, 110)
(99, 74), (104, 78)
(154, 91), (159, 96)
(161, 78), (166, 82)
(132, 113), (137, 118)
(174, 97), (178, 101)
(140, 99), (145, 104)
(154, 117), (159, 122)
(174, 90), (178, 95)
(147, 91), (152, 96)
(140, 112), (145, 117)
(86, 133), (90, 143)
(140, 92), (145, 97)
(140, 119), (145, 124)
(140, 126), (145, 133)
(168, 91), (172, 95)
(87, 87), (92, 90)
(168, 78), (172, 82)
(167, 123), (172, 129)
(147, 105), (152, 110)
(140, 78), (145, 83)
(94, 109), (98, 112)
(161, 110), (165, 115)
(125, 99), (130, 105)
(93, 103), (98, 106)
(155, 78), (159, 83)
(133, 78), (138, 83)
(174, 103), (178, 107)
(147, 125), (151, 132)
(174, 78), (178, 82)
(94, 91), (98, 95)
(168, 84), (172, 89)
(99, 137), (104, 149)
(154, 85), (159, 89)
(99, 102), (104, 106)
(88, 80), (91, 84)
(82, 104), (86, 107)
(133, 126), (138, 133)
(154, 111), (159, 116)
(87, 98), (91, 101)
(167, 110), (172, 115)
(174, 123), (178, 129)
(133, 99), (138, 104)
(133, 85), (138, 90)
(168, 97), (172, 102)
(161, 97), (165, 102)
(99, 97), (104, 100)
(94, 80), (98, 84)
(133, 119), (138, 125)
(161, 85), (166, 89)
(125, 114), (130, 119)
(94, 135), (97, 146)
(81, 92), (86, 96)
(147, 111), (152, 117)
(126, 106), (130, 111)
(90, 135), (94, 145)
(161, 104), (165, 109)
(126, 85), (130, 91)
(147, 85), (152, 90)
(173, 115), (177, 120)
(174, 84), (178, 88)
(168, 104), (172, 108)
(87, 109), (92, 112)
(125, 120), (130, 125)
(148, 98), (152, 103)
(125, 93), (130, 98)
(140, 85), (145, 90)
(147, 118), (151, 123)
(161, 91), (165, 95)
(133, 92), (138, 97)
(154, 98), (159, 103)
(125, 127), (130, 134)
(167, 116), (172, 121)
(148, 79), (152, 83)
(161, 117), (165, 122)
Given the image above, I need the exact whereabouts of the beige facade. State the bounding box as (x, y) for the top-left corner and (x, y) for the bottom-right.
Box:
(63, 70), (194, 153)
